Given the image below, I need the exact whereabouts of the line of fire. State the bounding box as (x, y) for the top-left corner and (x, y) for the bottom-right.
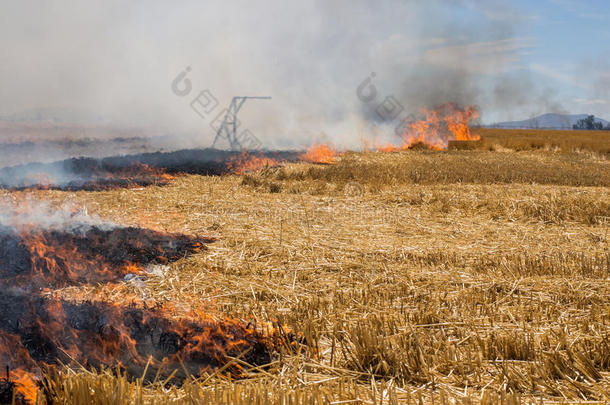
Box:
(0, 102), (480, 403)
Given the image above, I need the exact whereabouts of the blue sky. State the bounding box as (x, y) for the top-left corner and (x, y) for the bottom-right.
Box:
(497, 0), (609, 118)
(522, 1), (608, 68)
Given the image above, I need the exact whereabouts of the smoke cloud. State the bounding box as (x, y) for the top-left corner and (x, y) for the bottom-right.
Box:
(0, 0), (555, 150)
(0, 197), (112, 233)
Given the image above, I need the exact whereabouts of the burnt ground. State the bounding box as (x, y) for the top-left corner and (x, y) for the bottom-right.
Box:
(0, 225), (215, 289)
(0, 377), (24, 405)
(0, 148), (301, 191)
(0, 291), (271, 382)
(0, 222), (270, 392)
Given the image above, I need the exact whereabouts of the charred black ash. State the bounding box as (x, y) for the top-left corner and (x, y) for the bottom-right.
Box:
(0, 148), (301, 191)
(0, 225), (214, 289)
(0, 219), (271, 399)
(0, 377), (25, 405)
(0, 291), (271, 383)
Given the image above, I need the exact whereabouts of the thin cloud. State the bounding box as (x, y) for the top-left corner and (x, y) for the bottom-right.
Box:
(423, 38), (534, 74)
(573, 98), (609, 106)
(530, 63), (587, 89)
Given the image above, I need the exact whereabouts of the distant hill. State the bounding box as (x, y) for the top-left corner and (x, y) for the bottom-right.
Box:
(489, 113), (609, 130)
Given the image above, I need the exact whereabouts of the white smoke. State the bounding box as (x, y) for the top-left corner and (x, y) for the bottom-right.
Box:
(0, 0), (540, 150)
(0, 197), (115, 233)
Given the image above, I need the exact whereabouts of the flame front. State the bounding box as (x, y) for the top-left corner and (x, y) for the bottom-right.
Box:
(299, 144), (338, 164)
(11, 370), (38, 405)
(226, 151), (281, 174)
(298, 105), (477, 162)
(0, 207), (270, 403)
(400, 103), (480, 150)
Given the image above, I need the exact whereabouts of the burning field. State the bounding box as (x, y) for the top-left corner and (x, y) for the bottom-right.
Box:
(0, 123), (608, 404)
(0, 104), (482, 193)
(0, 149), (303, 191)
(0, 202), (272, 404)
(4, 0), (610, 402)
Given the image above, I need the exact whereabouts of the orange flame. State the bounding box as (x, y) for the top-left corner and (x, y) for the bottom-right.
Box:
(12, 370), (38, 405)
(400, 103), (479, 150)
(299, 144), (338, 164)
(444, 104), (480, 141)
(0, 207), (272, 390)
(227, 151), (281, 174)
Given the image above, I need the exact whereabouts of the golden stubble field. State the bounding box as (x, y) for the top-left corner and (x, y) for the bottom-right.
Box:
(5, 131), (609, 404)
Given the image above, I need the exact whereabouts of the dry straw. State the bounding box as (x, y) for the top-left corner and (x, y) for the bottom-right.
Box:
(7, 130), (610, 403)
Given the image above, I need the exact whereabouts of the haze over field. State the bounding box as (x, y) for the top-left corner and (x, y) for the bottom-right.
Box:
(489, 113), (609, 129)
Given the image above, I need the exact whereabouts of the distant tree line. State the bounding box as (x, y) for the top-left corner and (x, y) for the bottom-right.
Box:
(573, 115), (610, 130)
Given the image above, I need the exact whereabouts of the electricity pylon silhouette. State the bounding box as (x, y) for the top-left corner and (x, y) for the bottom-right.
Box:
(212, 96), (271, 150)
